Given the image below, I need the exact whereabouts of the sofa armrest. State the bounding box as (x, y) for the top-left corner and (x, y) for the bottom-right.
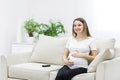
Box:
(0, 55), (7, 80)
(0, 52), (32, 80)
(96, 57), (120, 80)
(5, 52), (32, 65)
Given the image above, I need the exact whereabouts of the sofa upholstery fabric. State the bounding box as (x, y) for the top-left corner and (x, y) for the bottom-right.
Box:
(31, 36), (68, 65)
(88, 48), (114, 72)
(95, 38), (115, 51)
(1, 36), (119, 80)
(9, 63), (62, 80)
(0, 56), (7, 80)
(49, 70), (95, 80)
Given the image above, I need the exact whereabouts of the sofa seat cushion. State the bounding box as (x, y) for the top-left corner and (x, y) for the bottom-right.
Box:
(8, 78), (27, 80)
(72, 73), (95, 80)
(49, 70), (95, 80)
(9, 63), (62, 80)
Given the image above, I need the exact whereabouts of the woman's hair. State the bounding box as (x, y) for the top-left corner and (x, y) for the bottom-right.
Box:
(72, 17), (91, 37)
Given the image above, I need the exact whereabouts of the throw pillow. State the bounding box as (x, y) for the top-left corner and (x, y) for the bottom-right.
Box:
(30, 35), (68, 65)
(87, 48), (114, 73)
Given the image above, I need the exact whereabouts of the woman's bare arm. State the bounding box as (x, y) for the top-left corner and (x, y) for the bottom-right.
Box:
(63, 48), (69, 60)
(72, 50), (98, 62)
(83, 50), (98, 62)
(63, 48), (74, 66)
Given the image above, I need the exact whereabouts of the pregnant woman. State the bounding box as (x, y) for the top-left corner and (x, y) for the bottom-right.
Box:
(55, 17), (98, 80)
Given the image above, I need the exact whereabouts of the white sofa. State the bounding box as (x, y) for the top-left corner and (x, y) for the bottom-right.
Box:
(0, 35), (120, 80)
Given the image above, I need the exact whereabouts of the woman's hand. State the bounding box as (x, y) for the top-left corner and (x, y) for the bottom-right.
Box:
(64, 58), (74, 67)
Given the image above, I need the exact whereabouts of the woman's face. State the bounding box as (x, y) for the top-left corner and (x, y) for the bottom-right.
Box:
(73, 20), (84, 34)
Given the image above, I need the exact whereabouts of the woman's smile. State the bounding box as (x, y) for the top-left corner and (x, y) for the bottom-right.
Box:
(73, 20), (83, 33)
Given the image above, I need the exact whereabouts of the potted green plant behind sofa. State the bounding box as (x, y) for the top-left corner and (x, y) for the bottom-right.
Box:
(24, 19), (40, 43)
(24, 19), (40, 37)
(38, 20), (66, 37)
(24, 19), (66, 42)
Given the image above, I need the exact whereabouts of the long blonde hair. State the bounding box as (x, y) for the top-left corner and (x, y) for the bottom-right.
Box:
(72, 17), (91, 38)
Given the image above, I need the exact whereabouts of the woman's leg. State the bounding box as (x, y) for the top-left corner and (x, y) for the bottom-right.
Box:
(55, 65), (70, 80)
(63, 67), (87, 80)
(55, 66), (87, 80)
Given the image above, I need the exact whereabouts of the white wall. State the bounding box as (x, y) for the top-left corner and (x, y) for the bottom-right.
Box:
(0, 0), (28, 54)
(1, 0), (120, 54)
(0, 0), (79, 54)
(27, 0), (77, 35)
(76, 0), (120, 47)
(92, 0), (120, 47)
(27, 0), (95, 37)
(76, 0), (94, 36)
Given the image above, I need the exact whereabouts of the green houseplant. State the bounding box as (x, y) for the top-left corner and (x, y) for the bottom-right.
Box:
(38, 20), (66, 37)
(24, 19), (40, 37)
(24, 19), (66, 42)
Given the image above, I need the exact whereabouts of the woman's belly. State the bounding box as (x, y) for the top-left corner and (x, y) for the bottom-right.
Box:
(68, 54), (88, 69)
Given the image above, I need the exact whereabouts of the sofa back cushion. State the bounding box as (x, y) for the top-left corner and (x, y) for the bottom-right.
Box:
(95, 38), (115, 52)
(31, 36), (115, 67)
(30, 35), (68, 65)
(87, 38), (115, 72)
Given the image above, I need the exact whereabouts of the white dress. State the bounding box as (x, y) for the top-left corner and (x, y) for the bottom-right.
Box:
(66, 36), (97, 69)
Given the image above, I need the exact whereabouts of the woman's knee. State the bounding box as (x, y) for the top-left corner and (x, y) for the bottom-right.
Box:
(55, 74), (63, 80)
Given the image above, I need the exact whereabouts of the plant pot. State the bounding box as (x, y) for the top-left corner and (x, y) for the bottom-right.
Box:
(26, 37), (34, 43)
